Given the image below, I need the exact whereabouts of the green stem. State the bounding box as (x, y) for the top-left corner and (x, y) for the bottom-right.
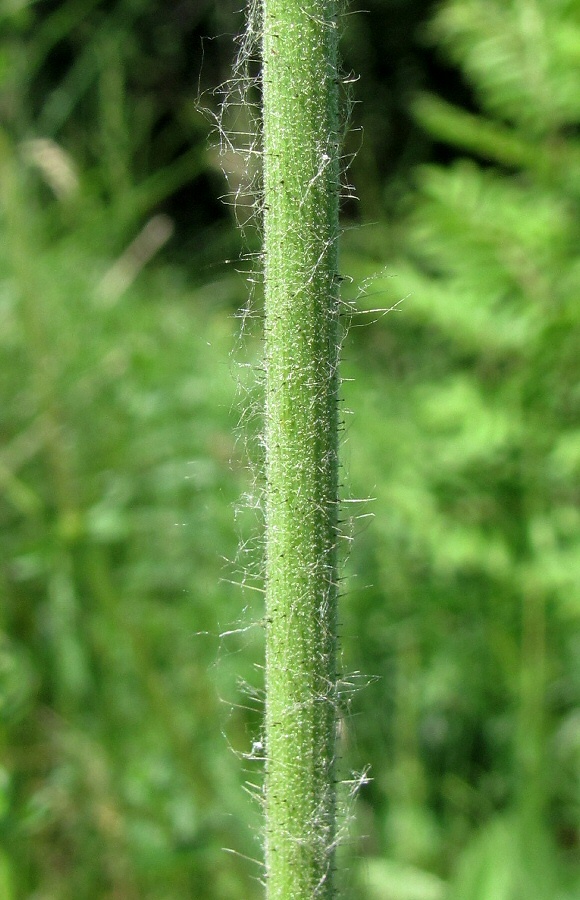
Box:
(261, 0), (341, 896)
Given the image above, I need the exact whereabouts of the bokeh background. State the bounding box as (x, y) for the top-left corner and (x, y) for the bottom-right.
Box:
(2, 0), (580, 897)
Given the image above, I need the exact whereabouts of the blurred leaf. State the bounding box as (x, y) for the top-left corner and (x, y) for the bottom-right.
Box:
(359, 857), (446, 900)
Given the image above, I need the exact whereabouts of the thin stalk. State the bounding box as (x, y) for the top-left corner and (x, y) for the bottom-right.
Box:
(261, 1), (341, 897)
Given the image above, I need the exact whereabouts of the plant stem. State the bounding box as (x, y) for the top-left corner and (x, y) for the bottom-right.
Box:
(261, 0), (341, 896)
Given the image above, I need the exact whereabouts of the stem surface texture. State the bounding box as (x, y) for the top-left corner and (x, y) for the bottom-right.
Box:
(262, 0), (341, 897)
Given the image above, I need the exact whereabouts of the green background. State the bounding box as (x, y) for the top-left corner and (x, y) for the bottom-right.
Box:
(2, 0), (580, 897)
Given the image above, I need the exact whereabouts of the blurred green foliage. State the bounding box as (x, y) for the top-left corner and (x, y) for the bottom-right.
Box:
(1, 0), (580, 898)
(342, 1), (580, 896)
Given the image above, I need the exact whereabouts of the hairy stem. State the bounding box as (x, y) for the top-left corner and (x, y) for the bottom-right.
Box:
(261, 0), (341, 896)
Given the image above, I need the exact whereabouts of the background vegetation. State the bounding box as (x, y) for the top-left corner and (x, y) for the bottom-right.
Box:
(2, 0), (580, 897)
